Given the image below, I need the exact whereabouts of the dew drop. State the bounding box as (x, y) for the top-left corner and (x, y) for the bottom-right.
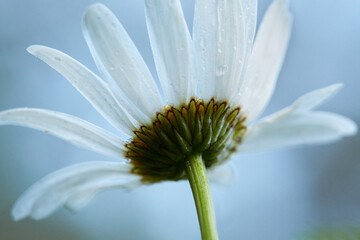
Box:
(178, 45), (185, 51)
(216, 65), (228, 76)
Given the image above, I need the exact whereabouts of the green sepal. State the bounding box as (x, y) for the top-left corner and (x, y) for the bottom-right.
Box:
(193, 115), (203, 146)
(188, 100), (196, 134)
(174, 109), (192, 143)
(174, 129), (192, 154)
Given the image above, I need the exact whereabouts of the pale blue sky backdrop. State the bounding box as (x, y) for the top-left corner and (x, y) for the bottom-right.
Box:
(0, 1), (359, 239)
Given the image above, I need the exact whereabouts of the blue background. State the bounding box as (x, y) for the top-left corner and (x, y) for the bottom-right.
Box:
(0, 0), (359, 239)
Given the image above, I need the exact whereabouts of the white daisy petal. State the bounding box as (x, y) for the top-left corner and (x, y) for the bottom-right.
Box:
(242, 0), (257, 59)
(0, 108), (126, 158)
(228, 0), (258, 104)
(145, 0), (195, 106)
(289, 84), (343, 111)
(82, 4), (163, 122)
(27, 45), (135, 136)
(12, 162), (141, 221)
(237, 0), (293, 122)
(193, 0), (217, 102)
(193, 0), (251, 103)
(214, 1), (247, 102)
(239, 111), (357, 153)
(65, 177), (140, 212)
(65, 188), (100, 212)
(213, 0), (246, 101)
(208, 162), (236, 186)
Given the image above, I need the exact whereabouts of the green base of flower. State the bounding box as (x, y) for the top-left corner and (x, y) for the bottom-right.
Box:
(125, 98), (246, 183)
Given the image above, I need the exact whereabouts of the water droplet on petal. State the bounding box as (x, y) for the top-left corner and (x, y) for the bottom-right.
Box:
(216, 65), (228, 76)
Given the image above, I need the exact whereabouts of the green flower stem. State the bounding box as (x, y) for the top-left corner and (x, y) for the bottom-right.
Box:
(185, 154), (219, 240)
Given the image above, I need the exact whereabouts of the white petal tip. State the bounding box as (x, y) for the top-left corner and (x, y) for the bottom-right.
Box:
(83, 4), (105, 29)
(26, 45), (43, 55)
(341, 119), (358, 136)
(11, 208), (27, 221)
(84, 3), (107, 20)
(289, 83), (347, 112)
(332, 83), (344, 88)
(276, 0), (292, 21)
(282, 1), (293, 18)
(328, 83), (344, 94)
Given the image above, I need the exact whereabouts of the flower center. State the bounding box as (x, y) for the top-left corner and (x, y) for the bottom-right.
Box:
(125, 98), (247, 183)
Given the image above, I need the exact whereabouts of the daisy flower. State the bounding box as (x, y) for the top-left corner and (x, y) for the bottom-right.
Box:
(0, 0), (356, 239)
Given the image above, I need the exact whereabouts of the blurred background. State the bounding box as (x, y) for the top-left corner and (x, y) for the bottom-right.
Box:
(0, 0), (359, 239)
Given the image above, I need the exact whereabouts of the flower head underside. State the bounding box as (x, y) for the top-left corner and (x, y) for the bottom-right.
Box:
(127, 99), (246, 183)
